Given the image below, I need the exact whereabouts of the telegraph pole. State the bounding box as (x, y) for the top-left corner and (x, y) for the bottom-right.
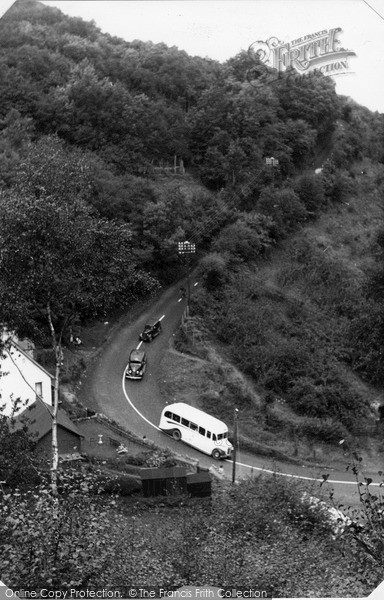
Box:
(232, 408), (239, 484)
(177, 240), (196, 315)
(265, 156), (279, 184)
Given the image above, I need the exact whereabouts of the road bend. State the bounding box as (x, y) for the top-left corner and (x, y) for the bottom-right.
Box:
(78, 279), (380, 507)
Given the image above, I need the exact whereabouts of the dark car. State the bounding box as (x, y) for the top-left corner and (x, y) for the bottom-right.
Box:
(139, 318), (162, 342)
(125, 349), (147, 380)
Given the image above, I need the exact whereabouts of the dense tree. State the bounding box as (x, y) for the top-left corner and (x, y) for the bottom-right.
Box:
(256, 186), (308, 236)
(14, 134), (93, 200)
(212, 213), (274, 262)
(293, 173), (326, 213)
(0, 182), (158, 492)
(0, 108), (33, 188)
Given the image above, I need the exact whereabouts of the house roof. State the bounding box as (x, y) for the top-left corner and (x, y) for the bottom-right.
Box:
(13, 401), (83, 442)
(4, 339), (54, 381)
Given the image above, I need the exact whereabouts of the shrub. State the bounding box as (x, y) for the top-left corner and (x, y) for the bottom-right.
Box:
(256, 186), (308, 238)
(298, 416), (349, 444)
(136, 448), (177, 468)
(212, 220), (268, 262)
(121, 454), (147, 466)
(293, 173), (325, 213)
(333, 450), (384, 590)
(251, 338), (312, 394)
(286, 375), (367, 429)
(0, 469), (122, 588)
(101, 474), (142, 496)
(60, 357), (86, 384)
(198, 251), (229, 292)
(0, 409), (41, 487)
(348, 302), (384, 385)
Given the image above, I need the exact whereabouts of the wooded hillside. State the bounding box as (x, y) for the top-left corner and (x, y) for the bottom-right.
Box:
(1, 0), (384, 436)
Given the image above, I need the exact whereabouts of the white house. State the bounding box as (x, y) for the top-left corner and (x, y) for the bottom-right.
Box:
(0, 335), (54, 417)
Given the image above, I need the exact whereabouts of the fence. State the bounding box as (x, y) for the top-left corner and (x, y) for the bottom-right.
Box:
(137, 156), (185, 176)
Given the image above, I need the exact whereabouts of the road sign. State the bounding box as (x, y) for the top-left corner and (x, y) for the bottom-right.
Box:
(177, 241), (196, 254)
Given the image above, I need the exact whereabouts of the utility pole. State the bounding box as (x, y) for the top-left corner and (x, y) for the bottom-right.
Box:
(232, 408), (239, 484)
(177, 240), (196, 316)
(265, 156), (279, 185)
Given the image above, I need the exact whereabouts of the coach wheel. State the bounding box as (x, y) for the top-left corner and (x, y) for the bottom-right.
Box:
(212, 449), (222, 460)
(172, 429), (181, 441)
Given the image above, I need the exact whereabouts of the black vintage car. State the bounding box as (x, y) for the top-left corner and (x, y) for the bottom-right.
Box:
(125, 349), (147, 380)
(139, 318), (162, 342)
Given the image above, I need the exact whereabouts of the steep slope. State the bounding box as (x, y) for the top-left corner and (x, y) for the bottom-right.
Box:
(161, 162), (384, 464)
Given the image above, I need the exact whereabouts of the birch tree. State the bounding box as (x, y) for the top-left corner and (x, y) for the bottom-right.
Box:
(0, 188), (158, 494)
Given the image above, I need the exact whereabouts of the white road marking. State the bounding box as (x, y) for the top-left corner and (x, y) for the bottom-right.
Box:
(122, 370), (161, 431)
(124, 301), (379, 488)
(194, 282), (199, 286)
(121, 373), (378, 487)
(224, 459), (382, 486)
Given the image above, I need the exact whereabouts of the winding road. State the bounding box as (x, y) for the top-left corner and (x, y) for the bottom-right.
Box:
(78, 278), (381, 507)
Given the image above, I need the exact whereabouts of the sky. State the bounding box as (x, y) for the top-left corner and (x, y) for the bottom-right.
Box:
(1, 0), (384, 113)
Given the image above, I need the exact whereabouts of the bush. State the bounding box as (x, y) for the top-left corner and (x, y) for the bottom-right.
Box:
(0, 469), (121, 588)
(286, 375), (367, 429)
(101, 474), (142, 496)
(60, 357), (86, 384)
(0, 410), (41, 487)
(136, 448), (177, 468)
(198, 251), (229, 292)
(251, 338), (312, 394)
(337, 451), (384, 590)
(298, 417), (349, 444)
(0, 467), (367, 596)
(256, 186), (308, 238)
(293, 173), (325, 213)
(212, 220), (267, 262)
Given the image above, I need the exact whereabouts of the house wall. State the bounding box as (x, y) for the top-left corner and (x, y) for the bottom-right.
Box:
(0, 345), (53, 416)
(36, 428), (82, 458)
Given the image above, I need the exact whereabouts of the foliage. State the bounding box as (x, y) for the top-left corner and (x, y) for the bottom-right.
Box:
(191, 265), (369, 431)
(320, 160), (355, 203)
(0, 0), (381, 296)
(212, 212), (275, 262)
(0, 468), (120, 588)
(96, 473), (142, 496)
(327, 450), (384, 590)
(0, 168), (159, 344)
(0, 471), (366, 596)
(0, 139), (158, 492)
(198, 252), (229, 292)
(285, 374), (364, 431)
(347, 227), (384, 385)
(256, 186), (308, 237)
(0, 401), (41, 487)
(12, 134), (93, 201)
(293, 172), (326, 213)
(0, 108), (33, 188)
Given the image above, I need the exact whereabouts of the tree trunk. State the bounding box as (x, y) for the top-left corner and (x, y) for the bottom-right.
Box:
(47, 302), (61, 496)
(51, 355), (60, 495)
